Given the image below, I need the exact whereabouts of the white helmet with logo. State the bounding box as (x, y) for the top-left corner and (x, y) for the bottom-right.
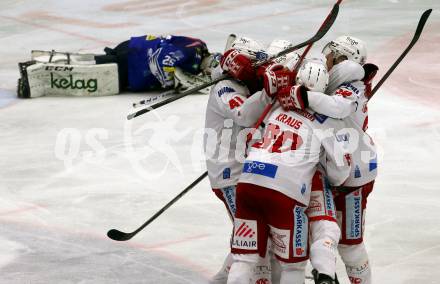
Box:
(296, 58), (329, 93)
(231, 36), (266, 61)
(266, 39), (300, 70)
(323, 35), (367, 65)
(267, 39), (293, 56)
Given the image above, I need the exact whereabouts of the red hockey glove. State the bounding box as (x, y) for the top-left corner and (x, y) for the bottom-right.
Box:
(220, 49), (255, 82)
(276, 85), (309, 111)
(262, 64), (296, 97)
(362, 63), (379, 100)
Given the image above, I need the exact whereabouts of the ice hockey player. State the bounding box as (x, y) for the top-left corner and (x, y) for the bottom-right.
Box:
(204, 37), (301, 283)
(17, 34), (221, 98)
(293, 58), (342, 284)
(227, 64), (351, 283)
(290, 35), (378, 284)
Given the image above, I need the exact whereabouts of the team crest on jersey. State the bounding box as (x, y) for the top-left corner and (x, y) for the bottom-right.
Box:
(269, 226), (290, 259)
(232, 219), (258, 250)
(293, 206), (308, 257)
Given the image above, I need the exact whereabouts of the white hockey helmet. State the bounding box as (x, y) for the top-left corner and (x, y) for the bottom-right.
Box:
(296, 58), (329, 93)
(322, 35), (367, 65)
(267, 39), (293, 56)
(231, 36), (266, 61)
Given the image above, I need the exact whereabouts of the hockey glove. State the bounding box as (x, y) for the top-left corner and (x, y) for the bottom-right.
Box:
(362, 63), (379, 100)
(262, 64), (296, 97)
(276, 85), (309, 111)
(220, 49), (255, 82)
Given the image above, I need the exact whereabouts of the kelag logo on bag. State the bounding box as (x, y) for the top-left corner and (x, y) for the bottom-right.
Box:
(50, 73), (98, 93)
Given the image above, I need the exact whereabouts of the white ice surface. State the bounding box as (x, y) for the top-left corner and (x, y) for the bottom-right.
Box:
(1, 0), (440, 283)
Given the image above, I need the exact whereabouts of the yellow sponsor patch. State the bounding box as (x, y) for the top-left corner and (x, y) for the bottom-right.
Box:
(163, 66), (175, 72)
(146, 35), (157, 40)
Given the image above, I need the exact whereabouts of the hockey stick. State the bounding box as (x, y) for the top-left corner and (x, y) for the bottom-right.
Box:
(107, 171), (208, 241)
(250, 0), (342, 133)
(131, 34), (236, 109)
(369, 8), (432, 100)
(132, 89), (175, 108)
(127, 3), (339, 120)
(108, 4), (341, 242)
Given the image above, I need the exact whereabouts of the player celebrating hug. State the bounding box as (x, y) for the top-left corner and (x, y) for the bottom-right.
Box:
(227, 71), (351, 283)
(291, 35), (378, 284)
(204, 36), (279, 284)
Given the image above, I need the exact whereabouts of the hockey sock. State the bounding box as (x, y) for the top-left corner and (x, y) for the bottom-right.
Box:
(338, 243), (371, 284)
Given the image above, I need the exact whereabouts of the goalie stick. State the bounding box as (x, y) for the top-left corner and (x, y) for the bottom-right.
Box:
(107, 4), (340, 242)
(369, 8), (432, 100)
(107, 171), (208, 241)
(126, 3), (339, 120)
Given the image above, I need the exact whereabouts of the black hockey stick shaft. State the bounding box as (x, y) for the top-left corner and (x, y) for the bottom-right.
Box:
(127, 3), (339, 120)
(107, 171), (208, 241)
(251, 0), (341, 132)
(370, 8), (432, 99)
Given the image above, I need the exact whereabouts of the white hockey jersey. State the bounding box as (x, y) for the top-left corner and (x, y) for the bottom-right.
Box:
(306, 60), (377, 186)
(204, 67), (272, 188)
(239, 107), (351, 206)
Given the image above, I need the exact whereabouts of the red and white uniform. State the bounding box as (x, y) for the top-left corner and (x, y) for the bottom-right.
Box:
(307, 60), (377, 284)
(231, 106), (350, 262)
(238, 107), (350, 207)
(307, 60), (378, 188)
(204, 66), (271, 191)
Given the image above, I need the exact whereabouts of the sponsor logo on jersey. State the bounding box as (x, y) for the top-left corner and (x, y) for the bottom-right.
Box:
(346, 191), (362, 239)
(300, 184), (306, 195)
(232, 219), (257, 250)
(50, 73), (97, 93)
(293, 206), (308, 257)
(369, 157), (377, 172)
(313, 113), (328, 124)
(243, 161), (278, 178)
(256, 51), (269, 61)
(255, 278), (270, 284)
(336, 133), (350, 143)
(324, 187), (335, 218)
(223, 168), (231, 179)
(223, 186), (236, 215)
(336, 88), (353, 97)
(354, 165), (361, 178)
(217, 86), (235, 97)
(269, 226), (290, 259)
(307, 192), (323, 216)
(340, 83), (360, 95)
